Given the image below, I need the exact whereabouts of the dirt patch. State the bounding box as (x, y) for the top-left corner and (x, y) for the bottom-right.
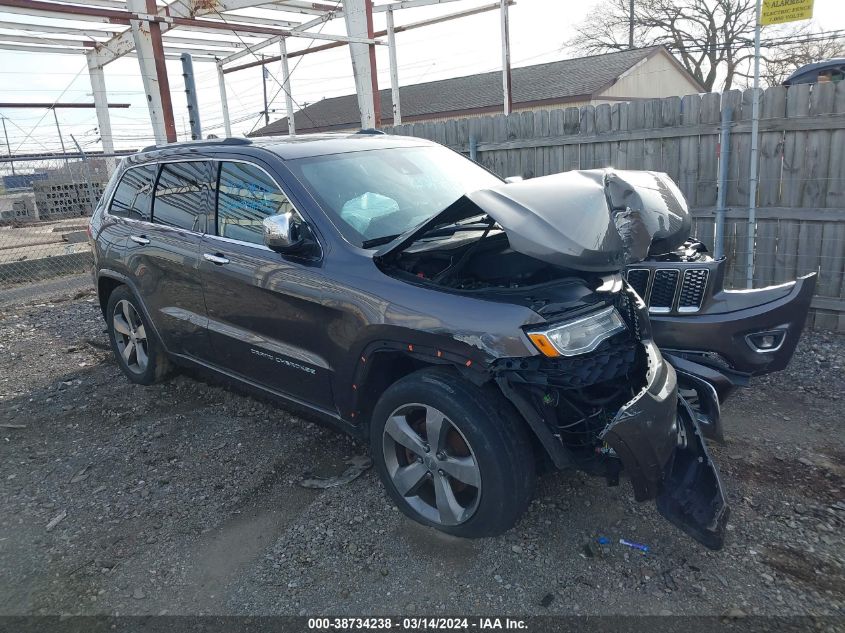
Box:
(763, 545), (845, 597)
(729, 451), (845, 505)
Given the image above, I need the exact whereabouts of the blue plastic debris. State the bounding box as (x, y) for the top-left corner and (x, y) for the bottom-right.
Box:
(596, 536), (610, 545)
(619, 539), (649, 553)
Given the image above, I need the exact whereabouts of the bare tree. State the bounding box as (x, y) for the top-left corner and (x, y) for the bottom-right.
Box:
(569, 0), (810, 92)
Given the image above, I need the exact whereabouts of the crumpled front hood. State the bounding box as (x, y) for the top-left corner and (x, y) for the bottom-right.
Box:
(376, 169), (692, 272)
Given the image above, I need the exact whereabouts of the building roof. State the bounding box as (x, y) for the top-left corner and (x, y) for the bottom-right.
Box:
(253, 46), (688, 136)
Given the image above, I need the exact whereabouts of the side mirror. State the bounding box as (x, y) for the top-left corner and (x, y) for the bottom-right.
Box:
(263, 212), (308, 253)
(504, 176), (524, 184)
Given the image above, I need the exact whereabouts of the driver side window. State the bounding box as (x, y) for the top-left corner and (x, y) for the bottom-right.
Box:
(215, 161), (297, 245)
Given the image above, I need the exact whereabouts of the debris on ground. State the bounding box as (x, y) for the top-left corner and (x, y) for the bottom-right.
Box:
(299, 455), (373, 489)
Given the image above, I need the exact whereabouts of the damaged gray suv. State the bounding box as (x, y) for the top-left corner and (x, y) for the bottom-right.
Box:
(89, 133), (815, 550)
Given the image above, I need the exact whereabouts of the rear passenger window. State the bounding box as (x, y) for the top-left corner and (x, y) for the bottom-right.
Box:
(109, 165), (157, 221)
(153, 161), (213, 232)
(215, 161), (296, 245)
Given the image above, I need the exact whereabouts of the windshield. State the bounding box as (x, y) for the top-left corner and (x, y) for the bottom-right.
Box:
(286, 145), (502, 247)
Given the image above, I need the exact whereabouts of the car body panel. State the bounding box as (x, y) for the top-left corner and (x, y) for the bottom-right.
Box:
(377, 169), (692, 272)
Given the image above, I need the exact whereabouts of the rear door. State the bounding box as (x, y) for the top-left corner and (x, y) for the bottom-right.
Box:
(125, 159), (214, 360)
(198, 158), (335, 410)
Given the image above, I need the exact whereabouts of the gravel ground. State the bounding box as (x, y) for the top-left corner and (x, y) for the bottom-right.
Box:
(0, 285), (843, 617)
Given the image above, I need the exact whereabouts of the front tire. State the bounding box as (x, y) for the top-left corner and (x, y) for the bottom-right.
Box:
(370, 368), (535, 537)
(106, 285), (171, 385)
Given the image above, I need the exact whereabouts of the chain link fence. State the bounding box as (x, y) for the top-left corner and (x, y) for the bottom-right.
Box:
(0, 154), (116, 290)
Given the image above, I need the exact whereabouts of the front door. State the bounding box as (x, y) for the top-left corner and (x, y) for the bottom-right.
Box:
(198, 159), (335, 410)
(126, 159), (215, 361)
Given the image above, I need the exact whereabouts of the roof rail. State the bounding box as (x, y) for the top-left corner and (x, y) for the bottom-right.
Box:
(140, 137), (253, 153)
(356, 128), (386, 135)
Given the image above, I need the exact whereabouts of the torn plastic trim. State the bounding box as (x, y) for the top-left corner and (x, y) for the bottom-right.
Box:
(599, 340), (679, 501)
(656, 398), (730, 550)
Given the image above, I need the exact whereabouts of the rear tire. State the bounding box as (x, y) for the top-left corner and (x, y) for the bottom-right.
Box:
(370, 368), (535, 537)
(106, 285), (171, 385)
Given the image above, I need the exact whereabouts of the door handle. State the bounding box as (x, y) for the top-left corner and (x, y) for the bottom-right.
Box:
(203, 253), (230, 265)
(129, 235), (150, 245)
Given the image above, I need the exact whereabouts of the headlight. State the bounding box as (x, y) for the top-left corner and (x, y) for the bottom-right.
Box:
(527, 306), (626, 357)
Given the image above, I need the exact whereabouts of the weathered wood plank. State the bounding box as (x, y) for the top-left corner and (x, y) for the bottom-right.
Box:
(549, 109), (564, 174)
(781, 83), (812, 207)
(827, 81), (845, 209)
(679, 94), (701, 206)
(754, 219), (778, 287)
(594, 103), (612, 168)
(697, 92), (722, 207)
(626, 100), (646, 170)
(579, 105), (596, 170)
(759, 85), (786, 207)
(726, 89), (750, 208)
(659, 97), (681, 184)
(563, 106), (580, 171)
(612, 102), (629, 169)
(643, 99), (661, 171)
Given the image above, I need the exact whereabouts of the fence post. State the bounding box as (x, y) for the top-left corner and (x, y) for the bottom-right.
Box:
(469, 134), (477, 162)
(714, 105), (732, 259)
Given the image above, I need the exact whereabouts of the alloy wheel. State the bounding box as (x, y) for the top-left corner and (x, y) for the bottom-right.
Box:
(112, 299), (149, 374)
(382, 403), (482, 526)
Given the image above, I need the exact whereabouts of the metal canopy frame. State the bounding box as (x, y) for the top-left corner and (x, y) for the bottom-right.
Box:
(0, 0), (515, 152)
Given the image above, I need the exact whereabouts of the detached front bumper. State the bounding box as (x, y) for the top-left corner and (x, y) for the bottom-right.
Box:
(601, 341), (729, 549)
(601, 341), (730, 549)
(498, 338), (729, 550)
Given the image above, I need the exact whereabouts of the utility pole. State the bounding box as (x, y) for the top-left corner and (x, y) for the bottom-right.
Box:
(746, 0), (762, 288)
(1, 117), (15, 176)
(500, 0), (512, 115)
(386, 8), (401, 125)
(629, 0), (635, 48)
(180, 53), (202, 140)
(52, 108), (69, 168)
(262, 55), (270, 128)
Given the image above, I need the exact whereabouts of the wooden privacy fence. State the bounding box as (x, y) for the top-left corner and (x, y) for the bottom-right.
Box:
(383, 82), (845, 331)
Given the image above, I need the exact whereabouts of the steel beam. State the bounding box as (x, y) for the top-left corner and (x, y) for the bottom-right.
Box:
(0, 102), (130, 108)
(217, 62), (232, 137)
(0, 33), (106, 47)
(343, 0), (379, 128)
(222, 1), (510, 75)
(279, 37), (295, 135)
(373, 0), (463, 11)
(87, 54), (116, 172)
(386, 7), (401, 125)
(0, 20), (119, 37)
(219, 30), (381, 65)
(273, 1), (340, 15)
(127, 0), (174, 144)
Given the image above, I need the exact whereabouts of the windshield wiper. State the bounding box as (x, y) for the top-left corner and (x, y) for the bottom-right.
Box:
(362, 234), (401, 249)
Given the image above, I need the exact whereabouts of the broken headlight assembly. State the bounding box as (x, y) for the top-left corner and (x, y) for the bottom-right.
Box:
(527, 306), (627, 357)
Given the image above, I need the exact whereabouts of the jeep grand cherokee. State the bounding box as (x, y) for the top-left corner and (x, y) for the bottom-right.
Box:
(88, 133), (813, 549)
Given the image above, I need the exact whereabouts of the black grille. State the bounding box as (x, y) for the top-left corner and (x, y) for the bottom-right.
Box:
(538, 338), (637, 390)
(626, 268), (650, 298)
(615, 289), (641, 341)
(678, 268), (709, 312)
(650, 269), (679, 311)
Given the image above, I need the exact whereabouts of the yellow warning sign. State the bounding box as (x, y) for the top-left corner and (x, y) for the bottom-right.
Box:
(761, 0), (814, 25)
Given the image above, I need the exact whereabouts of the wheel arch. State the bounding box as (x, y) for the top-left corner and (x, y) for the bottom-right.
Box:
(342, 336), (492, 433)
